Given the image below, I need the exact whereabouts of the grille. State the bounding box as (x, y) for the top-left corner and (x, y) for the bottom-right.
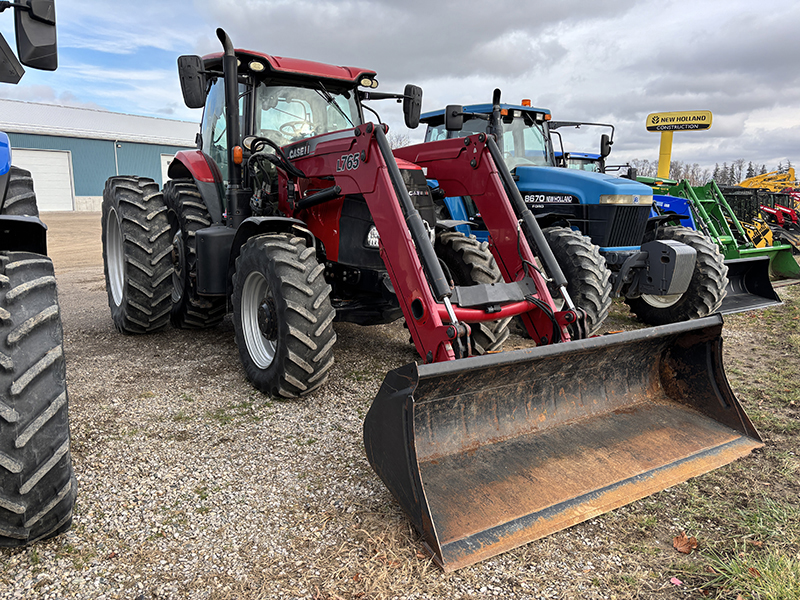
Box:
(606, 206), (649, 247)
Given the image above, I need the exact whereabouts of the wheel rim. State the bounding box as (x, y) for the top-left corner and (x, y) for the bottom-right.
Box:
(241, 271), (276, 369)
(640, 293), (681, 309)
(171, 229), (186, 304)
(106, 207), (125, 306)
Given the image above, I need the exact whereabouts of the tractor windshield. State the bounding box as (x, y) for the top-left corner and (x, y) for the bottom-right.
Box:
(495, 112), (553, 169)
(255, 82), (361, 147)
(426, 110), (554, 169)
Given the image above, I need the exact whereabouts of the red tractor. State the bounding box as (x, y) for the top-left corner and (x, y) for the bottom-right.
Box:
(101, 30), (761, 571)
(102, 29), (582, 396)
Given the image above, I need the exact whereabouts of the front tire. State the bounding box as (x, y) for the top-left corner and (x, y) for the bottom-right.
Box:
(0, 252), (76, 546)
(542, 226), (612, 336)
(232, 234), (336, 398)
(625, 226), (728, 325)
(435, 231), (510, 354)
(101, 176), (173, 333)
(164, 179), (226, 329)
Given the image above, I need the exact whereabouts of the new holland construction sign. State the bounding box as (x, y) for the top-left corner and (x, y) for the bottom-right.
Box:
(646, 110), (713, 132)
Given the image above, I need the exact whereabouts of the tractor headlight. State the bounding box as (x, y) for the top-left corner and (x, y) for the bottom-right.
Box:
(599, 194), (653, 205)
(365, 226), (380, 248)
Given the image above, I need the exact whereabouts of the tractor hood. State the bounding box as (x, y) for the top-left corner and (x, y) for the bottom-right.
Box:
(514, 165), (653, 206)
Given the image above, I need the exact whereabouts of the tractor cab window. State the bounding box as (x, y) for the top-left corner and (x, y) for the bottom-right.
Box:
(497, 112), (552, 169)
(424, 117), (489, 143)
(201, 78), (246, 180)
(255, 82), (360, 147)
(424, 113), (553, 169)
(566, 156), (603, 172)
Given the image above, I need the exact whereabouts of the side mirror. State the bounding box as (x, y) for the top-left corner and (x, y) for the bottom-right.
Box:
(14, 0), (57, 71)
(445, 105), (463, 131)
(0, 34), (25, 84)
(600, 133), (612, 158)
(178, 55), (207, 109)
(403, 84), (422, 129)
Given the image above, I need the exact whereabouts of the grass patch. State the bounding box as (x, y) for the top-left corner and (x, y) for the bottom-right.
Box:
(172, 410), (191, 423)
(206, 400), (266, 425)
(702, 545), (800, 600)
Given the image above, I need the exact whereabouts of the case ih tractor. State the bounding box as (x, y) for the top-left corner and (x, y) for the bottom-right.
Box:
(422, 92), (730, 330)
(0, 0), (76, 546)
(101, 30), (762, 571)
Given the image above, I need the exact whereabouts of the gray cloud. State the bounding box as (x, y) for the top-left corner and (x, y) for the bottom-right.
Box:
(3, 0), (796, 174)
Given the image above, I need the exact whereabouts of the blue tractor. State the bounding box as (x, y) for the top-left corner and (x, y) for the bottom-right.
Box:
(421, 91), (728, 330)
(0, 0), (76, 546)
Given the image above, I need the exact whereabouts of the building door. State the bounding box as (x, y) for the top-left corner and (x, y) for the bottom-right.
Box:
(12, 149), (75, 211)
(160, 153), (175, 185)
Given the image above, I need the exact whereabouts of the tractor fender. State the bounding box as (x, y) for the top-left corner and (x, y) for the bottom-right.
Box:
(226, 217), (316, 297)
(533, 211), (572, 229)
(0, 215), (48, 254)
(0, 133), (11, 204)
(195, 216), (316, 298)
(168, 150), (226, 224)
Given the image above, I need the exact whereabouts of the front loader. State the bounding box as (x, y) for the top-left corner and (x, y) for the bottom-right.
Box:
(101, 30), (762, 571)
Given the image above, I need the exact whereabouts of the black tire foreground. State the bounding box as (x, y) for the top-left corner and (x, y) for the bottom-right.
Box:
(102, 176), (173, 334)
(0, 252), (76, 546)
(435, 230), (511, 354)
(232, 233), (336, 398)
(2, 167), (39, 217)
(626, 225), (729, 325)
(164, 178), (226, 329)
(542, 226), (612, 336)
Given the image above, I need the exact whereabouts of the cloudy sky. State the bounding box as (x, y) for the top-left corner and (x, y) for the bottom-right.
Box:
(1, 0), (797, 175)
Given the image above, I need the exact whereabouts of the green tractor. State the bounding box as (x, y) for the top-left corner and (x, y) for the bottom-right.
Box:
(643, 177), (799, 312)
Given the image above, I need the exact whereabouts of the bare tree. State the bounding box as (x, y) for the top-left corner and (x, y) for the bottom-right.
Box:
(387, 132), (410, 149)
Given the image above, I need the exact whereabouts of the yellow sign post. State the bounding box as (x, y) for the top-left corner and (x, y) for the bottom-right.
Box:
(646, 110), (712, 179)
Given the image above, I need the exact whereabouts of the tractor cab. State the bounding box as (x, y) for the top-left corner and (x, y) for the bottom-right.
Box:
(423, 102), (556, 169)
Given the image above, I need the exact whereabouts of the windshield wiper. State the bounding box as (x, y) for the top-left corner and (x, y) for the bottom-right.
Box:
(316, 82), (354, 127)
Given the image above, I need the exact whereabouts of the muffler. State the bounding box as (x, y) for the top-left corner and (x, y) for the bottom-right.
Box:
(363, 315), (762, 571)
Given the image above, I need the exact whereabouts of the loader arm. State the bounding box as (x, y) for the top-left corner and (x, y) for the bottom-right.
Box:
(283, 124), (573, 362)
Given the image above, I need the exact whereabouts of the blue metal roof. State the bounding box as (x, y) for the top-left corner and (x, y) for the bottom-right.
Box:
(420, 103), (551, 122)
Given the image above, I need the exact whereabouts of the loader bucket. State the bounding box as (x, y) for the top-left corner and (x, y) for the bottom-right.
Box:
(363, 315), (762, 572)
(720, 256), (782, 314)
(769, 247), (800, 279)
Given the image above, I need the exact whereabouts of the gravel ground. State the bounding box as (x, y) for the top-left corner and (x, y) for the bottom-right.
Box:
(0, 212), (776, 599)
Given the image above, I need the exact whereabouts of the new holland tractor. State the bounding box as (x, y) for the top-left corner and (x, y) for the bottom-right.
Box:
(0, 0), (76, 546)
(101, 30), (761, 571)
(422, 92), (730, 329)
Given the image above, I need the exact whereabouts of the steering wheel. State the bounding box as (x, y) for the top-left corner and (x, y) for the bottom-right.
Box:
(280, 120), (315, 138)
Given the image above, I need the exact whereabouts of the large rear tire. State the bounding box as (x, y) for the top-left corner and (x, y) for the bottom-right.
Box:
(435, 230), (510, 354)
(164, 179), (226, 329)
(232, 234), (336, 398)
(2, 167), (39, 217)
(542, 226), (612, 336)
(101, 176), (173, 334)
(625, 226), (728, 325)
(0, 251), (76, 547)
